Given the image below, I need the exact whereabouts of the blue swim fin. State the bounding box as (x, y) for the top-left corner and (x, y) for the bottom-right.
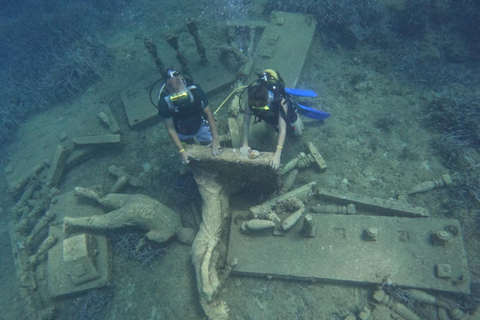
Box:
(297, 103), (330, 120)
(285, 88), (318, 97)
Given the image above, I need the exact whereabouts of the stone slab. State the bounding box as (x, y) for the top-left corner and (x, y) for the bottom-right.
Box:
(121, 83), (160, 129)
(251, 11), (317, 87)
(316, 187), (430, 218)
(188, 49), (238, 96)
(228, 213), (470, 294)
(72, 134), (121, 146)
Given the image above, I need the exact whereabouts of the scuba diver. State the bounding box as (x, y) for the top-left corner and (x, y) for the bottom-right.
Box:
(240, 69), (304, 170)
(157, 69), (221, 164)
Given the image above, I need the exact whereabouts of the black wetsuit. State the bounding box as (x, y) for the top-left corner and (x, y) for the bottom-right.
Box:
(158, 85), (208, 135)
(248, 82), (298, 133)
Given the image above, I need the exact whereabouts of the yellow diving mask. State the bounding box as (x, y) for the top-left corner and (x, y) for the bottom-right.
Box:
(169, 90), (189, 103)
(251, 104), (270, 110)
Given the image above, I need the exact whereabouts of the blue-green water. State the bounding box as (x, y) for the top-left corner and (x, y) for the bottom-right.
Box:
(0, 0), (479, 319)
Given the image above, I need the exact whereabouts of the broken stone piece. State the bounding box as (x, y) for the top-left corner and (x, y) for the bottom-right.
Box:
(280, 169), (298, 194)
(280, 205), (304, 232)
(241, 219), (276, 233)
(408, 173), (452, 195)
(250, 182), (317, 217)
(98, 104), (120, 134)
(97, 111), (110, 127)
(29, 234), (57, 267)
(305, 141), (327, 170)
(108, 165), (142, 188)
(10, 159), (49, 195)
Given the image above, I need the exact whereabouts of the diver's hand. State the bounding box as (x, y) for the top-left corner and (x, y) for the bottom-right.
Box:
(240, 145), (251, 156)
(180, 150), (190, 165)
(270, 153), (281, 170)
(211, 139), (222, 157)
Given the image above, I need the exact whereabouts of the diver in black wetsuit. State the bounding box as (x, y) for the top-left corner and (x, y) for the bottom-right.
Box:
(240, 69), (303, 169)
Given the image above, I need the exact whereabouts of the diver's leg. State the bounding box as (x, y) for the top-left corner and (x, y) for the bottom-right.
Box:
(194, 122), (213, 145)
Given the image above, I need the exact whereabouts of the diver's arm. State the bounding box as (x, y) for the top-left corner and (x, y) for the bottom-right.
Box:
(163, 118), (189, 164)
(240, 112), (252, 155)
(271, 99), (288, 170)
(203, 106), (221, 156)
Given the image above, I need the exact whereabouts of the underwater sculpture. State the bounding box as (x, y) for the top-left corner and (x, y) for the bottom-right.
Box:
(190, 169), (233, 320)
(64, 187), (194, 247)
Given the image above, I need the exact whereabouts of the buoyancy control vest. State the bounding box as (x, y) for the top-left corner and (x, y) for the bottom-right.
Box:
(248, 70), (298, 132)
(161, 85), (206, 135)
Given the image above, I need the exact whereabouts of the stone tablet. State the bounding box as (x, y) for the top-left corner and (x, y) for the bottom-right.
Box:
(228, 212), (470, 294)
(121, 83), (159, 129)
(251, 11), (317, 88)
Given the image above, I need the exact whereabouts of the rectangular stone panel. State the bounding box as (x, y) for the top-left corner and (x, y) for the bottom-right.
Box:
(228, 212), (470, 294)
(251, 11), (317, 88)
(121, 83), (159, 129)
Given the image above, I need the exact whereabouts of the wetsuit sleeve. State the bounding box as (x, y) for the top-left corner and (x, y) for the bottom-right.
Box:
(157, 97), (172, 119)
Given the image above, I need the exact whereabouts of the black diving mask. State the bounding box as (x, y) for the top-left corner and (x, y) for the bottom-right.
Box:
(168, 69), (182, 78)
(251, 90), (274, 110)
